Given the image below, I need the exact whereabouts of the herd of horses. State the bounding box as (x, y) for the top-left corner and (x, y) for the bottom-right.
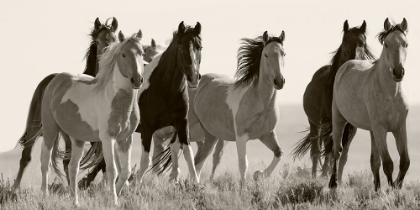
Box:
(11, 17), (410, 205)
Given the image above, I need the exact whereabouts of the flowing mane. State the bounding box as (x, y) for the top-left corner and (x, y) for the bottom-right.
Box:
(235, 36), (283, 87)
(94, 35), (141, 92)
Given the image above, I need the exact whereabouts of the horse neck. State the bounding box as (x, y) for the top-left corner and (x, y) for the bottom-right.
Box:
(155, 47), (187, 95)
(247, 62), (277, 107)
(374, 52), (403, 96)
(328, 47), (347, 86)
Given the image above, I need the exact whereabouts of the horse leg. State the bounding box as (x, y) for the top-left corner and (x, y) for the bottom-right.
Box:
(137, 129), (152, 185)
(369, 131), (381, 191)
(392, 122), (410, 189)
(194, 128), (218, 180)
(115, 135), (133, 195)
(235, 133), (249, 189)
(256, 131), (283, 180)
(62, 132), (72, 186)
(175, 119), (199, 183)
(68, 138), (85, 206)
(211, 139), (226, 179)
(151, 130), (167, 169)
(309, 121), (321, 178)
(328, 100), (347, 189)
(372, 126), (393, 187)
(169, 139), (181, 182)
(320, 154), (332, 178)
(100, 136), (118, 205)
(14, 138), (35, 190)
(337, 123), (357, 183)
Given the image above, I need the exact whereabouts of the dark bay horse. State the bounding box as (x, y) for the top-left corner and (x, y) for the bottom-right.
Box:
(13, 17), (118, 190)
(329, 18), (409, 191)
(136, 21), (202, 184)
(291, 20), (375, 179)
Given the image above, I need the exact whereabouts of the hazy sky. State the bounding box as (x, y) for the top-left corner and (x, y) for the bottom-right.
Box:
(0, 0), (418, 152)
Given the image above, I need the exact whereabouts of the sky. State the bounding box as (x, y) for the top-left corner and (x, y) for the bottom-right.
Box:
(0, 0), (418, 152)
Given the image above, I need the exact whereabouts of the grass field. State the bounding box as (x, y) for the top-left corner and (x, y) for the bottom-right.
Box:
(0, 104), (419, 209)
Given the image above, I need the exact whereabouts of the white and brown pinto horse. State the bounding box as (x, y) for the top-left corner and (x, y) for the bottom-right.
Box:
(40, 33), (144, 205)
(329, 18), (409, 191)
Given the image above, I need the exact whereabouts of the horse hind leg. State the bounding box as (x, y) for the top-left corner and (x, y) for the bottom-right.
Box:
(61, 132), (72, 186)
(337, 123), (357, 183)
(194, 128), (218, 180)
(115, 135), (133, 195)
(169, 139), (181, 182)
(211, 139), (226, 179)
(256, 131), (283, 180)
(328, 100), (347, 189)
(68, 137), (85, 206)
(40, 117), (60, 195)
(309, 121), (321, 178)
(392, 122), (410, 189)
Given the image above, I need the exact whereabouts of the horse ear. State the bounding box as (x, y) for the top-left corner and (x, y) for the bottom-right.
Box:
(111, 17), (118, 32)
(118, 31), (125, 42)
(136, 29), (143, 39)
(400, 18), (408, 32)
(384, 18), (392, 31)
(194, 22), (202, 35)
(94, 18), (101, 31)
(151, 39), (157, 49)
(279, 31), (285, 43)
(360, 20), (366, 33)
(262, 31), (269, 45)
(178, 21), (186, 34)
(343, 20), (349, 32)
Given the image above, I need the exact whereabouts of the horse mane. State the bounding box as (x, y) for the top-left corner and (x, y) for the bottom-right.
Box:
(83, 18), (116, 77)
(94, 35), (140, 92)
(377, 22), (407, 45)
(235, 36), (283, 87)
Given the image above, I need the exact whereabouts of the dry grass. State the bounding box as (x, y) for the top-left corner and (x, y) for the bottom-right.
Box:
(1, 165), (419, 210)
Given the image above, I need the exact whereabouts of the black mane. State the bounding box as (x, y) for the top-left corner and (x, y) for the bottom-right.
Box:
(235, 36), (283, 87)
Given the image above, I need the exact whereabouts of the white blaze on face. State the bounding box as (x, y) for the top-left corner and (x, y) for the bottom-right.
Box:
(189, 43), (198, 71)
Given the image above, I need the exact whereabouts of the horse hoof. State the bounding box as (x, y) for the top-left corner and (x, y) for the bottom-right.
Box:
(253, 170), (264, 181)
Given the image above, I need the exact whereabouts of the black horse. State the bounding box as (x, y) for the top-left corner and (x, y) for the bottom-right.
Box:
(291, 20), (375, 180)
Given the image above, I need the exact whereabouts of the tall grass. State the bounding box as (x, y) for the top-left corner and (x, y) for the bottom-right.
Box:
(1, 166), (419, 210)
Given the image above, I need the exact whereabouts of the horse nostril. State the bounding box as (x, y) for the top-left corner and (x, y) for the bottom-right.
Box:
(198, 74), (202, 80)
(140, 77), (144, 83)
(402, 68), (405, 76)
(393, 68), (397, 76)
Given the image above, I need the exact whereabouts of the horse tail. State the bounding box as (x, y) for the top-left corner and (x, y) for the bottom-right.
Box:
(16, 74), (57, 149)
(320, 122), (333, 156)
(51, 133), (66, 179)
(79, 142), (104, 172)
(290, 127), (313, 160)
(150, 131), (179, 175)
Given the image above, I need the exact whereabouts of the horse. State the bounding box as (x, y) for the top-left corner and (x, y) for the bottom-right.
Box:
(40, 33), (144, 206)
(135, 21), (203, 184)
(291, 20), (375, 179)
(158, 31), (286, 187)
(328, 18), (409, 191)
(12, 17), (118, 190)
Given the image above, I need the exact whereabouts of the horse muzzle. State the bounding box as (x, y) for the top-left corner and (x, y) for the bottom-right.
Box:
(274, 77), (285, 90)
(187, 73), (201, 89)
(392, 68), (405, 82)
(131, 76), (144, 89)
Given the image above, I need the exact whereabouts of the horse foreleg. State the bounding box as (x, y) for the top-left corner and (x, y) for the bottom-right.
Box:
(14, 141), (34, 190)
(194, 128), (218, 180)
(68, 138), (85, 207)
(100, 136), (118, 205)
(369, 131), (381, 191)
(137, 130), (152, 185)
(176, 119), (199, 183)
(115, 135), (132, 195)
(392, 122), (410, 189)
(169, 139), (181, 182)
(257, 131), (283, 180)
(211, 139), (226, 179)
(372, 126), (393, 187)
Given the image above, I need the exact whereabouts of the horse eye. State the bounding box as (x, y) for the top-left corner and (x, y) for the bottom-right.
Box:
(384, 44), (388, 48)
(264, 54), (268, 58)
(406, 44), (409, 48)
(122, 53), (126, 58)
